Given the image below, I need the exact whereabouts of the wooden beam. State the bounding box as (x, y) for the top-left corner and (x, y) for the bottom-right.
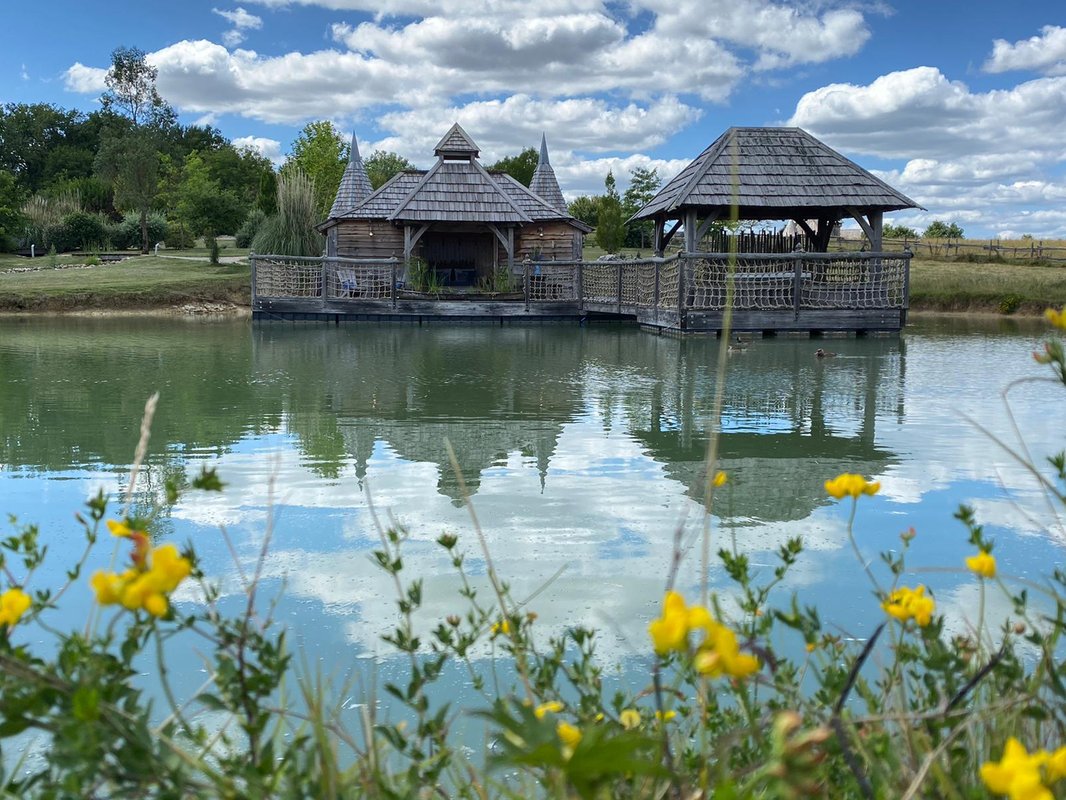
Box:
(693, 211), (722, 249)
(846, 207), (876, 248)
(683, 208), (698, 252)
(486, 223), (510, 252)
(409, 223), (431, 249)
(660, 220), (681, 251)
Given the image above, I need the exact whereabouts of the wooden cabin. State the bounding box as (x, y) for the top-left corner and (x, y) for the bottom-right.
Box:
(318, 124), (591, 286)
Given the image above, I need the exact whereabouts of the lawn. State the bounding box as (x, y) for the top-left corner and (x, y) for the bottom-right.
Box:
(0, 255), (250, 311)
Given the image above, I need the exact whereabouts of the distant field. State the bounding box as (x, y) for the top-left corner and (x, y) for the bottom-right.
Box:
(909, 257), (1066, 312)
(0, 255), (250, 311)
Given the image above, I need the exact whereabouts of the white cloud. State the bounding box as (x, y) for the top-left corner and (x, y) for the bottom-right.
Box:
(985, 25), (1066, 76)
(233, 134), (285, 165)
(63, 62), (108, 94)
(222, 29), (247, 47)
(20, 63), (29, 81)
(213, 6), (264, 29)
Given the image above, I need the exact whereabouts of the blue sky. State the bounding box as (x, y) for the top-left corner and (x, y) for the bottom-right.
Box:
(3, 1), (1065, 237)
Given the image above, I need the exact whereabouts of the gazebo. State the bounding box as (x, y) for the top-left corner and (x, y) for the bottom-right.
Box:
(632, 127), (921, 255)
(318, 124), (590, 286)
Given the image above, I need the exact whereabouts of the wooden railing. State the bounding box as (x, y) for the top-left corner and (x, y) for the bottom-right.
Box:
(251, 250), (911, 314)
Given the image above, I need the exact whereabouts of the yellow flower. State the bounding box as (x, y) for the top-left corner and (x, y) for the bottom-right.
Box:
(534, 701), (563, 720)
(966, 550), (997, 579)
(648, 590), (690, 654)
(1046, 307), (1066, 330)
(556, 721), (582, 758)
(824, 473), (881, 500)
(713, 470), (728, 487)
(90, 543), (191, 617)
(882, 585), (935, 627)
(148, 544), (192, 592)
(695, 623), (760, 679)
(490, 618), (510, 637)
(619, 709), (641, 730)
(90, 570), (124, 605)
(655, 710), (676, 722)
(106, 519), (134, 537)
(0, 588), (31, 630)
(981, 738), (1056, 800)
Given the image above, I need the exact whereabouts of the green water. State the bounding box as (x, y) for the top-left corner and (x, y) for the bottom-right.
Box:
(1, 314), (1063, 713)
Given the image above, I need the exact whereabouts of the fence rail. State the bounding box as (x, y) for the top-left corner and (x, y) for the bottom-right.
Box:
(251, 251), (911, 317)
(830, 236), (1066, 262)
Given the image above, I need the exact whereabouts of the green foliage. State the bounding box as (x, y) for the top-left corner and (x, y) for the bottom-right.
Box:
(405, 257), (443, 294)
(364, 150), (414, 190)
(56, 210), (109, 251)
(95, 128), (162, 253)
(622, 166), (660, 249)
(998, 293), (1023, 314)
(235, 208), (267, 249)
(172, 151), (244, 237)
(924, 220), (965, 239)
(595, 171), (625, 253)
(163, 220), (196, 250)
(0, 170), (25, 251)
(282, 121), (348, 219)
(567, 195), (600, 228)
(112, 212), (167, 250)
(257, 169), (278, 215)
(488, 147), (538, 187)
(883, 223), (919, 239)
(251, 169), (324, 257)
(100, 46), (175, 129)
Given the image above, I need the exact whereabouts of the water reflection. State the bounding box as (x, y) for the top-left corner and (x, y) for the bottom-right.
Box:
(0, 316), (1062, 667)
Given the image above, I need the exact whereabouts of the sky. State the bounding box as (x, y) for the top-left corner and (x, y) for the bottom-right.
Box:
(3, 0), (1065, 238)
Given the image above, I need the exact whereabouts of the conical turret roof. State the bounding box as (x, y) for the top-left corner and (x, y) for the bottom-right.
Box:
(328, 133), (373, 219)
(529, 134), (567, 213)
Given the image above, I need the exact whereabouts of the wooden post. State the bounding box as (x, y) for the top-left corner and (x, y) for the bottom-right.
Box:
(616, 261), (623, 314)
(902, 246), (912, 325)
(678, 256), (687, 312)
(523, 257), (531, 311)
(320, 256), (328, 303)
(653, 259), (661, 324)
(793, 243), (804, 320)
(249, 252), (257, 309)
(390, 256), (398, 308)
(577, 260), (584, 309)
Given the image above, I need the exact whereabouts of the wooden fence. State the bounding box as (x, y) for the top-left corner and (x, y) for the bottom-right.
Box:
(830, 236), (1066, 262)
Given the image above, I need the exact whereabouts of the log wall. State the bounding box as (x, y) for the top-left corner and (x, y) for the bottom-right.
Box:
(335, 220), (409, 260)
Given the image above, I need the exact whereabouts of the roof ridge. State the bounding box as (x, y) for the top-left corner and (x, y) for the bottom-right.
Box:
(387, 159), (446, 220)
(471, 159), (531, 222)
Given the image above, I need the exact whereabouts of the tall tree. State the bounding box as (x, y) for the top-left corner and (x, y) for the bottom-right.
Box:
(0, 170), (25, 251)
(364, 150), (414, 190)
(282, 121), (348, 219)
(923, 220), (964, 239)
(173, 152), (244, 237)
(488, 147), (538, 187)
(595, 171), (625, 253)
(94, 47), (175, 252)
(622, 166), (660, 249)
(567, 195), (600, 228)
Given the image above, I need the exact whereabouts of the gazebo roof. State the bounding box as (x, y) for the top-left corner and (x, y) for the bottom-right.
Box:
(633, 127), (920, 221)
(434, 122), (480, 159)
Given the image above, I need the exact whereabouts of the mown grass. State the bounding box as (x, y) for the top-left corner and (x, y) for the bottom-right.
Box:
(0, 255), (250, 311)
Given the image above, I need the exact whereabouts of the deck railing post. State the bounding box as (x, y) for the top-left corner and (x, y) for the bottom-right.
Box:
(616, 262), (623, 314)
(391, 257), (398, 308)
(653, 259), (661, 324)
(677, 255), (687, 312)
(902, 246), (912, 324)
(249, 252), (257, 309)
(577, 261), (584, 309)
(523, 257), (531, 311)
(793, 242), (804, 320)
(320, 256), (328, 306)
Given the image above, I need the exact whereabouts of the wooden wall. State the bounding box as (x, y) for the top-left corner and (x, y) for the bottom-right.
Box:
(500, 222), (582, 265)
(334, 220), (408, 259)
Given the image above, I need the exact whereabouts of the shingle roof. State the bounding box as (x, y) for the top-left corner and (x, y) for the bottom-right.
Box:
(434, 122), (480, 158)
(389, 159), (530, 223)
(529, 134), (567, 213)
(328, 134), (373, 219)
(494, 173), (592, 231)
(633, 127), (921, 221)
(340, 171), (424, 219)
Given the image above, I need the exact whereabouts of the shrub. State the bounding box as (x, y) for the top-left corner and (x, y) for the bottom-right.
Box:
(235, 208), (266, 249)
(164, 220), (196, 250)
(55, 211), (108, 252)
(999, 293), (1023, 314)
(111, 212), (168, 250)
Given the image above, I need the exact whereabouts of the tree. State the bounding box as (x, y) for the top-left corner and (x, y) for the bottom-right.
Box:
(101, 47), (175, 129)
(282, 121), (348, 219)
(364, 150), (414, 190)
(95, 47), (175, 253)
(622, 166), (661, 249)
(595, 171), (625, 253)
(883, 223), (918, 239)
(923, 220), (964, 239)
(567, 195), (600, 228)
(173, 152), (244, 237)
(0, 170), (25, 250)
(488, 147), (538, 187)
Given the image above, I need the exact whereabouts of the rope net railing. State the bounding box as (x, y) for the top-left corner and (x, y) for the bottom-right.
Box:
(526, 262), (580, 302)
(799, 255), (908, 309)
(252, 255), (397, 302)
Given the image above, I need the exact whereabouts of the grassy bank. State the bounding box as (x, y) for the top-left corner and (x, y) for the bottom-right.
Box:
(0, 255), (250, 312)
(909, 257), (1066, 314)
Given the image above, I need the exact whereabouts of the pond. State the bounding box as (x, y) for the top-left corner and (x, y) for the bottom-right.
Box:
(1, 314), (1063, 721)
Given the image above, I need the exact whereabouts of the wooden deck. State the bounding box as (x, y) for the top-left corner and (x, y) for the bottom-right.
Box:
(251, 251), (911, 334)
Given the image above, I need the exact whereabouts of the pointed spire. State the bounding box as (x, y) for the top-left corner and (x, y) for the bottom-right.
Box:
(329, 132), (373, 219)
(529, 133), (567, 214)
